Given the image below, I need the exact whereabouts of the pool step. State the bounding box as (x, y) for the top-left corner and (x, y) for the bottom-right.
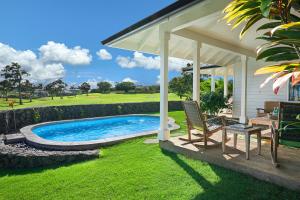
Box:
(4, 133), (26, 144)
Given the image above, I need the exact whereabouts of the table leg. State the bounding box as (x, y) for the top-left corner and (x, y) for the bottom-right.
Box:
(233, 133), (237, 148)
(245, 133), (250, 160)
(257, 131), (261, 155)
(222, 129), (226, 153)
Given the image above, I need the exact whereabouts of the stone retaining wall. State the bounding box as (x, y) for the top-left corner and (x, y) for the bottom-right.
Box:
(0, 101), (183, 134)
(0, 141), (99, 169)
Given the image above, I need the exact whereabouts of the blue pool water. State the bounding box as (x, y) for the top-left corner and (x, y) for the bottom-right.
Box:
(32, 115), (160, 142)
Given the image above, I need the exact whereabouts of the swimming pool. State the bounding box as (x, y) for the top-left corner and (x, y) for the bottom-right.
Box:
(21, 115), (179, 150)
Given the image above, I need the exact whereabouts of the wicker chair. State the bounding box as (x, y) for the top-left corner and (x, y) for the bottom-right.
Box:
(270, 102), (300, 167)
(181, 101), (226, 148)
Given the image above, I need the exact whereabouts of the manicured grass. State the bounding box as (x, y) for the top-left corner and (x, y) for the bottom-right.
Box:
(0, 93), (180, 110)
(0, 111), (299, 200)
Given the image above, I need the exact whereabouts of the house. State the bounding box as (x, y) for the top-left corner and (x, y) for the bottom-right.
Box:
(102, 0), (299, 141)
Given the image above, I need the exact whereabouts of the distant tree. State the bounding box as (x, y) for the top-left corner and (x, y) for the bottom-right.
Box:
(115, 82), (136, 93)
(80, 82), (91, 96)
(45, 79), (67, 100)
(169, 73), (192, 99)
(0, 80), (12, 101)
(70, 85), (79, 97)
(56, 80), (67, 99)
(1, 63), (29, 105)
(97, 81), (112, 93)
(21, 80), (35, 102)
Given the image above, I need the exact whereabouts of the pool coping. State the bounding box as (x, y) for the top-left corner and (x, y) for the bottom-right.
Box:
(20, 114), (180, 151)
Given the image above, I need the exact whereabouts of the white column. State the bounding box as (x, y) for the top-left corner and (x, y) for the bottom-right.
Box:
(240, 55), (248, 124)
(211, 69), (215, 92)
(193, 41), (201, 103)
(224, 67), (228, 97)
(158, 30), (170, 141)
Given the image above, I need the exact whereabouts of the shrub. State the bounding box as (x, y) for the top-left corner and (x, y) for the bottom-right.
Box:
(200, 92), (227, 116)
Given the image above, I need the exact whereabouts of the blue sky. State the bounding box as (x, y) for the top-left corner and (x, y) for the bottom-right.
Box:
(0, 0), (185, 87)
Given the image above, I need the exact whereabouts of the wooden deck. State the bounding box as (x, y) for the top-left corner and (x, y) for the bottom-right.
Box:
(160, 132), (300, 191)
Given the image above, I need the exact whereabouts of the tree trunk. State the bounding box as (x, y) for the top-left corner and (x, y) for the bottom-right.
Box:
(18, 82), (23, 105)
(5, 90), (8, 101)
(51, 94), (54, 100)
(30, 94), (32, 102)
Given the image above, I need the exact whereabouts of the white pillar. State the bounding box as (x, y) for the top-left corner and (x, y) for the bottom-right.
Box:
(193, 41), (201, 103)
(158, 30), (170, 141)
(240, 55), (248, 124)
(224, 67), (228, 97)
(211, 69), (215, 92)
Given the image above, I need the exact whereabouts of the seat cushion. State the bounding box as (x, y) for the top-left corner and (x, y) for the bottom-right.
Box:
(279, 123), (300, 148)
(279, 140), (300, 148)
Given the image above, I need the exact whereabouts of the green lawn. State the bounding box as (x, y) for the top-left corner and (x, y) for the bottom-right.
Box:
(0, 93), (180, 110)
(0, 111), (299, 200)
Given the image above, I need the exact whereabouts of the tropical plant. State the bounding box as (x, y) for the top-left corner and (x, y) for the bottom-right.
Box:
(224, 0), (300, 94)
(97, 81), (112, 93)
(115, 81), (136, 93)
(200, 92), (228, 116)
(80, 82), (91, 96)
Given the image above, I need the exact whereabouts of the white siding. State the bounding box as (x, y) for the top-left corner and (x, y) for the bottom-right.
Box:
(233, 64), (241, 118)
(233, 58), (288, 119)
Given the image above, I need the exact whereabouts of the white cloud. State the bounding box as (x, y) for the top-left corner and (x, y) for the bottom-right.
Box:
(0, 42), (92, 83)
(116, 51), (190, 71)
(86, 79), (98, 89)
(39, 41), (92, 65)
(97, 49), (112, 60)
(122, 77), (137, 83)
(156, 75), (160, 85)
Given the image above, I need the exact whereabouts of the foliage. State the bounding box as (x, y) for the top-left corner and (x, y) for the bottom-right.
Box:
(97, 81), (112, 93)
(33, 108), (41, 123)
(169, 72), (233, 99)
(8, 100), (15, 109)
(21, 80), (35, 102)
(115, 81), (136, 93)
(0, 62), (29, 105)
(0, 112), (298, 200)
(169, 73), (192, 99)
(134, 85), (160, 93)
(45, 79), (67, 100)
(224, 0), (300, 94)
(200, 92), (228, 115)
(0, 80), (12, 101)
(79, 82), (91, 95)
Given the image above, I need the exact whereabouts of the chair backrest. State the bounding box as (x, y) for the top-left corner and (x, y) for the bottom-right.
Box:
(278, 102), (300, 147)
(264, 101), (280, 113)
(182, 101), (206, 131)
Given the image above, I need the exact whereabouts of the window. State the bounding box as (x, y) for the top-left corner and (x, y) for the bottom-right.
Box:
(289, 79), (300, 101)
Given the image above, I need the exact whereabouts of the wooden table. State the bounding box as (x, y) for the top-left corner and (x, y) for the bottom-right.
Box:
(249, 116), (278, 128)
(222, 125), (261, 160)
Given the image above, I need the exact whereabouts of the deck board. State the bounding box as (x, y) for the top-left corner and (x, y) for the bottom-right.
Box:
(160, 132), (300, 191)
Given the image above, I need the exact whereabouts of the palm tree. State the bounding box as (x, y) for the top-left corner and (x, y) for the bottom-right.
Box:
(223, 0), (300, 93)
